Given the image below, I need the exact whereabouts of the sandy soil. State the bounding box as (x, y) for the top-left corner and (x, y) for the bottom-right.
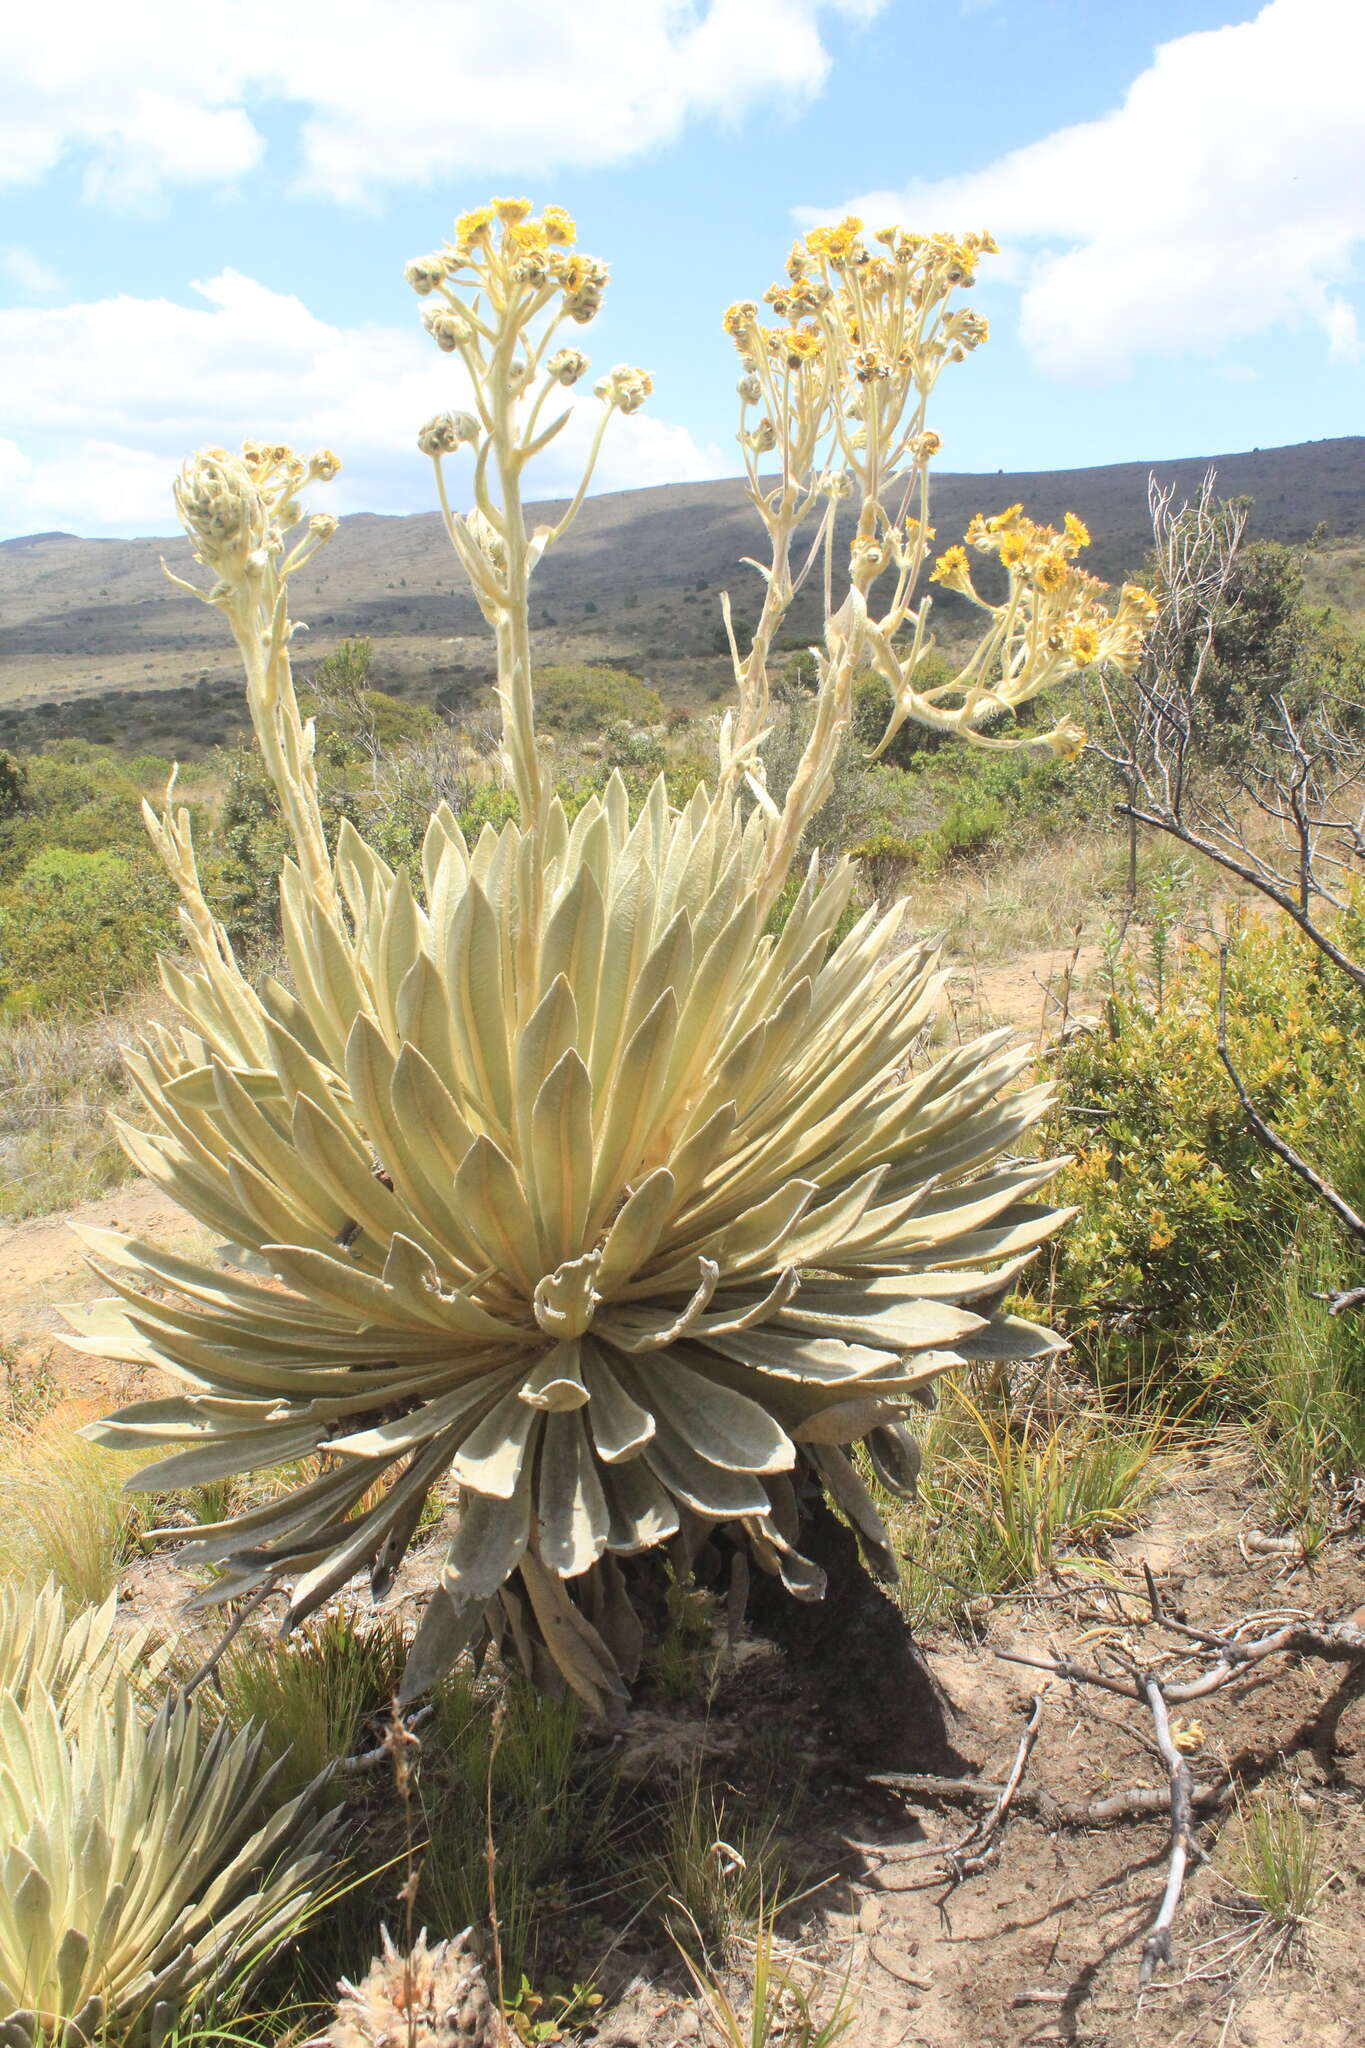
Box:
(586, 1458), (1365, 2047)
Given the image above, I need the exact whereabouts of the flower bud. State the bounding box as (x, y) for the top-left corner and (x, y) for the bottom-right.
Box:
(404, 254), (450, 295)
(736, 373), (762, 404)
(308, 448), (342, 482)
(308, 513), (339, 541)
(422, 304), (473, 352)
(547, 348), (589, 386)
(417, 411), (479, 456)
(593, 364), (653, 415)
(174, 448), (267, 572)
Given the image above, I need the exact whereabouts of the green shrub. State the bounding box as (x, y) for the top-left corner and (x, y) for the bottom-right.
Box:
(533, 663), (664, 733)
(0, 846), (177, 1014)
(0, 745), (160, 883)
(1050, 912), (1365, 1341)
(847, 829), (917, 901)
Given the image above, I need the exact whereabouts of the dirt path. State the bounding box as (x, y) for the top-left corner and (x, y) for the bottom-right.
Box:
(0, 1178), (202, 1355)
(947, 940), (1106, 1039)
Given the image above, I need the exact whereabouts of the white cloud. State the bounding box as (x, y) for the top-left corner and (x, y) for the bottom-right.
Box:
(3, 1), (881, 208)
(0, 246), (64, 297)
(809, 0), (1365, 378)
(0, 273), (725, 537)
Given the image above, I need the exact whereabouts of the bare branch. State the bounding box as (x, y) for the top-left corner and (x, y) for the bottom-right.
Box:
(1138, 1678), (1198, 1988)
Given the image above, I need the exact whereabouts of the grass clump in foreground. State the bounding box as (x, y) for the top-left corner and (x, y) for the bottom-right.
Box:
(1226, 1782), (1324, 1932)
(1225, 1218), (1365, 1538)
(0, 1005), (146, 1221)
(0, 1426), (154, 1604)
(678, 1895), (857, 2048)
(892, 1377), (1168, 1631)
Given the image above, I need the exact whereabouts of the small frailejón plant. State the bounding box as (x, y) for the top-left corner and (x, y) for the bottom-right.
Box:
(72, 201), (1153, 1716)
(0, 1582), (338, 2043)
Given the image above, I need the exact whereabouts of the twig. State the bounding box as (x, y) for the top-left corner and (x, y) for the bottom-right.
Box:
(946, 1694), (1043, 1879)
(1138, 1678), (1198, 1989)
(853, 1775), (1233, 1861)
(998, 1609), (1365, 1703)
(341, 1704), (434, 1772)
(178, 1581), (278, 1700)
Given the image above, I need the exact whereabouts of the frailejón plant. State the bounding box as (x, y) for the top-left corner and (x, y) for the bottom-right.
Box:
(0, 1586), (338, 2042)
(0, 1576), (167, 1712)
(72, 201), (1153, 1714)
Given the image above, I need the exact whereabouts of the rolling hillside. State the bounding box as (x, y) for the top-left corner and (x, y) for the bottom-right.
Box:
(1, 435), (1361, 752)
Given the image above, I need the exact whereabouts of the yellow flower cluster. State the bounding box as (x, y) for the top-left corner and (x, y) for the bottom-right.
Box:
(720, 214), (1000, 506)
(932, 504), (1159, 677)
(713, 209), (1158, 773)
(406, 200), (607, 331)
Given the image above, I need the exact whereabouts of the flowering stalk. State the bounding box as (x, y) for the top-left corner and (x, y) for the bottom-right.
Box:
(407, 200), (649, 833)
(717, 218), (1157, 908)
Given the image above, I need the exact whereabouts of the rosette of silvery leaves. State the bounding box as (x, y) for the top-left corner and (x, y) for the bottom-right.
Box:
(68, 206), (1088, 1720)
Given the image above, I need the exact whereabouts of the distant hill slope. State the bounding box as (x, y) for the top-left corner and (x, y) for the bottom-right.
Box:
(1, 437), (1361, 749)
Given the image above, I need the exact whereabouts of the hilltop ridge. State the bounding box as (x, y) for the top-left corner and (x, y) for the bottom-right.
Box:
(0, 436), (1360, 749)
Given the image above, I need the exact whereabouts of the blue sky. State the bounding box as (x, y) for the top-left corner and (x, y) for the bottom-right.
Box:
(1, 0), (1361, 538)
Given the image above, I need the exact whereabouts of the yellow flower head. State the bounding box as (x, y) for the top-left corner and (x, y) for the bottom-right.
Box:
(1064, 511), (1091, 550)
(782, 327), (823, 366)
(723, 301), (758, 341)
(988, 503), (1023, 533)
(1070, 622), (1101, 663)
(508, 219), (549, 258)
(806, 215), (864, 266)
(541, 205), (576, 246)
(930, 545), (970, 589)
(999, 531), (1029, 569)
(1046, 716), (1088, 762)
(1036, 552), (1068, 592)
(1122, 581), (1160, 619)
(454, 206), (495, 252)
(493, 197), (533, 226)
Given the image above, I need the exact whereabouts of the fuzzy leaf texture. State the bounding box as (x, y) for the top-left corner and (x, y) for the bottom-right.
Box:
(0, 1582), (339, 2039)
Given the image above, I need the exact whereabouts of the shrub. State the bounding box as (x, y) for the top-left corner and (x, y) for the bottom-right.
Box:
(532, 663), (664, 734)
(0, 846), (177, 1014)
(1050, 912), (1365, 1341)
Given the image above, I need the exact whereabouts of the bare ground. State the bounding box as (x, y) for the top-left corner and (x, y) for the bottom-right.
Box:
(588, 1457), (1364, 2047)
